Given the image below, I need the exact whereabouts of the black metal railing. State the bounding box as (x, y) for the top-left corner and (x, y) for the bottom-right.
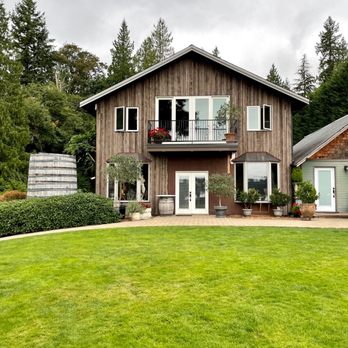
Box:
(147, 119), (238, 143)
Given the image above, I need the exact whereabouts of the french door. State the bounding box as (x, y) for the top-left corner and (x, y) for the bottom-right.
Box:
(314, 168), (336, 212)
(175, 171), (209, 214)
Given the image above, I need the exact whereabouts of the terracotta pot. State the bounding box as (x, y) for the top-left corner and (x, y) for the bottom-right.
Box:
(225, 132), (236, 142)
(300, 203), (316, 220)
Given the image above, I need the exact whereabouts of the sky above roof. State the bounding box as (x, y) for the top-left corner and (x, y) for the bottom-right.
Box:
(3, 0), (348, 84)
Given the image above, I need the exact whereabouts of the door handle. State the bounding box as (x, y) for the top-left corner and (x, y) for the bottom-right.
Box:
(333, 187), (335, 197)
(189, 191), (192, 202)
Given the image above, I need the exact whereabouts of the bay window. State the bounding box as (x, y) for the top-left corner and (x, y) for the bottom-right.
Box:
(107, 163), (149, 201)
(235, 161), (279, 201)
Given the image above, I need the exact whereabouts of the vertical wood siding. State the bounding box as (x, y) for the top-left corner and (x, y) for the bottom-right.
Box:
(95, 53), (294, 203)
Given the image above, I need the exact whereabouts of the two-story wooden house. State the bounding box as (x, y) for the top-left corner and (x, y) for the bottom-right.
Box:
(81, 45), (308, 215)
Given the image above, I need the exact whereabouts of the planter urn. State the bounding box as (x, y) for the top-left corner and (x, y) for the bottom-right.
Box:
(242, 208), (252, 217)
(130, 212), (141, 221)
(214, 206), (227, 218)
(300, 203), (316, 220)
(273, 208), (283, 217)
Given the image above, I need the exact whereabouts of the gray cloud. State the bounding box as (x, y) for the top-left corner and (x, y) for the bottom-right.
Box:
(3, 0), (348, 82)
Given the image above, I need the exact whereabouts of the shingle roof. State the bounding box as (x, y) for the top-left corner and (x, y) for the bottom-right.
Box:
(80, 45), (308, 109)
(233, 152), (280, 162)
(293, 114), (348, 166)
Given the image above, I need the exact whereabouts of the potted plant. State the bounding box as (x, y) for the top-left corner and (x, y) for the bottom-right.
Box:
(207, 173), (234, 217)
(291, 167), (303, 194)
(140, 202), (152, 220)
(126, 201), (145, 221)
(269, 188), (291, 217)
(216, 102), (241, 142)
(148, 127), (170, 143)
(295, 181), (319, 220)
(237, 188), (260, 216)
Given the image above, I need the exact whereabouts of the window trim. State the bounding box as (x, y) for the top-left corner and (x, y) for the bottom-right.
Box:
(126, 107), (139, 132)
(114, 106), (125, 132)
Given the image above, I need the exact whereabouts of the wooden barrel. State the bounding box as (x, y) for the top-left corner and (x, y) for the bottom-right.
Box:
(27, 153), (77, 198)
(158, 196), (175, 215)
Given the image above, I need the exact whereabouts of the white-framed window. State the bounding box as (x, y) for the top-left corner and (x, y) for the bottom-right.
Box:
(114, 106), (139, 132)
(235, 162), (279, 201)
(247, 105), (272, 131)
(115, 107), (125, 131)
(106, 163), (149, 201)
(126, 107), (139, 131)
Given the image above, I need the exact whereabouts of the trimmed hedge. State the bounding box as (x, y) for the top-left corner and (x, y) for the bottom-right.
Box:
(0, 193), (120, 237)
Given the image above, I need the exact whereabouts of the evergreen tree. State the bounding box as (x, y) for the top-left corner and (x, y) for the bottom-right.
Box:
(53, 43), (107, 97)
(282, 78), (291, 91)
(212, 46), (220, 58)
(11, 0), (54, 84)
(134, 36), (157, 72)
(151, 18), (174, 62)
(108, 19), (135, 85)
(293, 54), (316, 97)
(0, 1), (29, 191)
(293, 60), (348, 144)
(267, 63), (284, 86)
(315, 16), (348, 83)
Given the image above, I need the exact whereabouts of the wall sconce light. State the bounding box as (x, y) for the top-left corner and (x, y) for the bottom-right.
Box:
(344, 165), (348, 172)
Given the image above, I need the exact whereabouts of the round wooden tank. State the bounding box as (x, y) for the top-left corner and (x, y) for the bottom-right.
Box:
(27, 153), (77, 198)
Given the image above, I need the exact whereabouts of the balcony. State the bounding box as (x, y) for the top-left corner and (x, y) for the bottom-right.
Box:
(147, 120), (238, 152)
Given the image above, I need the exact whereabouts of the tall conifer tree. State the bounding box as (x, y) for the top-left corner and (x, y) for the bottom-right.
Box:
(134, 36), (157, 72)
(108, 19), (135, 85)
(11, 0), (54, 84)
(212, 46), (220, 58)
(267, 63), (284, 86)
(0, 1), (29, 190)
(293, 54), (316, 97)
(315, 16), (348, 83)
(151, 18), (174, 63)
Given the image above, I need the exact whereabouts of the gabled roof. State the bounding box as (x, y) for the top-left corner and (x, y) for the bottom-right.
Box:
(80, 45), (309, 108)
(233, 152), (280, 162)
(293, 114), (348, 166)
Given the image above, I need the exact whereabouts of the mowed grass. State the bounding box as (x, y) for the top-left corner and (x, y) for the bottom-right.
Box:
(1, 227), (348, 347)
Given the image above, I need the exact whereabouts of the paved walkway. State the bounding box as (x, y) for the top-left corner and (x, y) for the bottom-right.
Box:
(1, 215), (347, 242)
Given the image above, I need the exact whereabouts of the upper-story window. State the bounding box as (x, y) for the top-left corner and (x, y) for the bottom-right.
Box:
(247, 105), (272, 131)
(114, 106), (139, 132)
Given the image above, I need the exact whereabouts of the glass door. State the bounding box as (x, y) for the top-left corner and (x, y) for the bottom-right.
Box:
(314, 168), (336, 212)
(175, 172), (208, 214)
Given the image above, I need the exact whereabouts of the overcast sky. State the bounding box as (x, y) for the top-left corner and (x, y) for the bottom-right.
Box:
(3, 0), (348, 84)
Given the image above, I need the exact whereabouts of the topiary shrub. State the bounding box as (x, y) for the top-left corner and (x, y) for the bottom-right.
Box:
(0, 193), (120, 237)
(291, 167), (303, 183)
(0, 190), (27, 202)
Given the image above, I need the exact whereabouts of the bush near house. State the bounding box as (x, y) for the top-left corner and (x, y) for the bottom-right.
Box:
(0, 193), (120, 237)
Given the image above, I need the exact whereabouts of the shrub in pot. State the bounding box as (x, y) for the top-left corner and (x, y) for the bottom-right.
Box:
(216, 102), (241, 142)
(295, 181), (319, 220)
(269, 188), (291, 217)
(207, 173), (234, 217)
(126, 201), (145, 221)
(238, 188), (260, 216)
(291, 167), (303, 183)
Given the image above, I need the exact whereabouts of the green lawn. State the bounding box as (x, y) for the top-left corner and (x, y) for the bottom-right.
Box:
(1, 227), (348, 347)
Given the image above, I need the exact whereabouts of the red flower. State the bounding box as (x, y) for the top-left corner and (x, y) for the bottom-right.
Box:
(148, 127), (170, 141)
